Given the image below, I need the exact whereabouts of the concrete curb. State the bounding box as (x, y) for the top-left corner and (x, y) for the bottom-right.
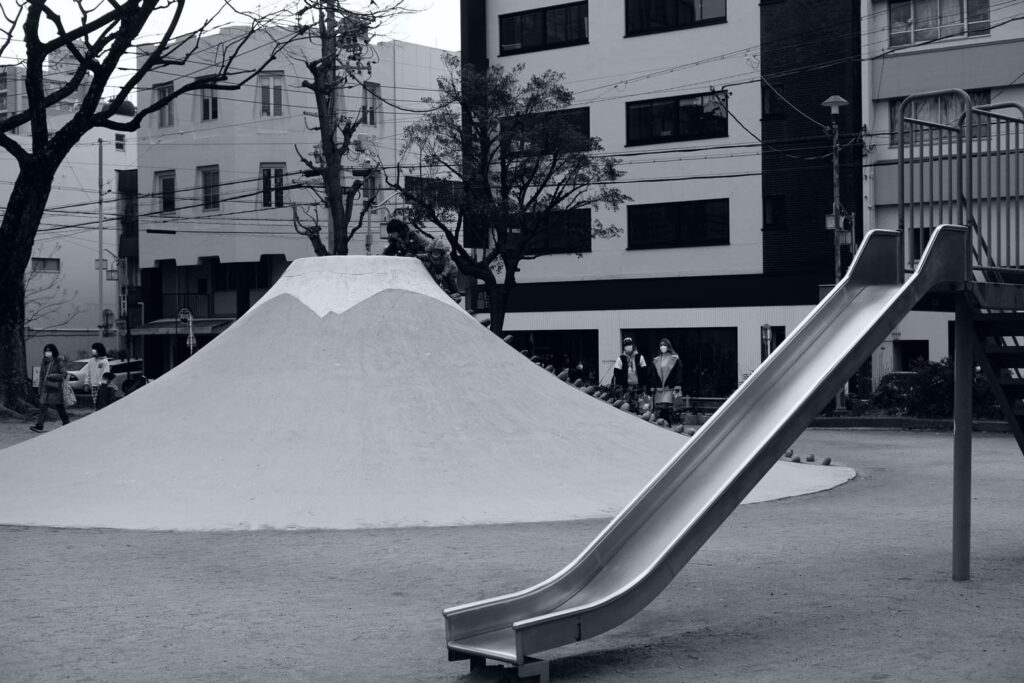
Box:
(810, 416), (1009, 432)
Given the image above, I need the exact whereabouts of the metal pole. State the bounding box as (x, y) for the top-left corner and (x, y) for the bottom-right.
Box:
(97, 138), (104, 338)
(952, 294), (972, 581)
(832, 114), (841, 284)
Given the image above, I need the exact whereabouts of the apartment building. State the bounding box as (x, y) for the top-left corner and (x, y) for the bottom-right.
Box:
(461, 0), (860, 395)
(860, 0), (1024, 383)
(133, 27), (449, 374)
(461, 0), (1023, 395)
(0, 62), (136, 370)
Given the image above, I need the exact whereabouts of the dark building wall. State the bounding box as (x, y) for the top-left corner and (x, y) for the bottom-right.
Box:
(760, 0), (863, 280)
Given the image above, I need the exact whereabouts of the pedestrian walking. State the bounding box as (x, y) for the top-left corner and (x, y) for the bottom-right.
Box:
(31, 343), (70, 433)
(651, 338), (683, 425)
(84, 342), (110, 409)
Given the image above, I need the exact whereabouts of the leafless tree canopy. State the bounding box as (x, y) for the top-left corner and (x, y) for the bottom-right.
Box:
(288, 0), (408, 255)
(0, 0), (302, 413)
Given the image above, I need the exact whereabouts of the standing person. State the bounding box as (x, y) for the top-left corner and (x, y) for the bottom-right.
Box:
(651, 338), (683, 425)
(84, 342), (111, 409)
(95, 372), (124, 410)
(612, 337), (648, 410)
(31, 343), (70, 433)
(382, 218), (430, 257)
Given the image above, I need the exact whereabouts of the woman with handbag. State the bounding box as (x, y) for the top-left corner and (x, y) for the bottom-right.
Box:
(652, 338), (683, 426)
(31, 343), (71, 433)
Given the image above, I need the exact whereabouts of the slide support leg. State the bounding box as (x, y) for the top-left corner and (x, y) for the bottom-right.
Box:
(952, 294), (972, 582)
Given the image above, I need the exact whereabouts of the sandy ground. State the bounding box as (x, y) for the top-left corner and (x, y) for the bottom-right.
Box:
(2, 421), (1023, 682)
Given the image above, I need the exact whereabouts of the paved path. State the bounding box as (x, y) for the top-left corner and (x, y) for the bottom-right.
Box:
(2, 428), (1022, 681)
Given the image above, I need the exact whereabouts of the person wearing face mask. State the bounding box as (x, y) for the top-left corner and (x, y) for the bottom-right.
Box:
(31, 343), (70, 433)
(652, 338), (683, 425)
(84, 342), (111, 410)
(612, 337), (648, 410)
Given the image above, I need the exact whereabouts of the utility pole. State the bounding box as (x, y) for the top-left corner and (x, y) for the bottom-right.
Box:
(822, 95), (849, 284)
(97, 138), (104, 339)
(822, 95), (849, 411)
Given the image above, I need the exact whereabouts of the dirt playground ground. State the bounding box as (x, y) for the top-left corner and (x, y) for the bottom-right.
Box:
(2, 419), (1023, 682)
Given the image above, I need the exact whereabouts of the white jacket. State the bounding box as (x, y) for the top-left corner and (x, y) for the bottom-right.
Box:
(86, 356), (111, 386)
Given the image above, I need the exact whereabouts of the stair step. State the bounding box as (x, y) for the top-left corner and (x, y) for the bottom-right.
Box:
(982, 345), (1024, 368)
(974, 313), (1024, 338)
(1000, 379), (1024, 400)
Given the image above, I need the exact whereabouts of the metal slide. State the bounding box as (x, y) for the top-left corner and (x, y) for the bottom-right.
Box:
(444, 226), (968, 676)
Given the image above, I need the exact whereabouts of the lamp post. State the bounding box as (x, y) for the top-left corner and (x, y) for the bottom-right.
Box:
(821, 95), (848, 284)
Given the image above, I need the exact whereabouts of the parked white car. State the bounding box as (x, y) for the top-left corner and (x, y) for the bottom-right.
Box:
(66, 358), (144, 394)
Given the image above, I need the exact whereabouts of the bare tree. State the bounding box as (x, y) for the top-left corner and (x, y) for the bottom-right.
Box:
(290, 0), (406, 255)
(23, 244), (81, 337)
(393, 55), (628, 335)
(0, 0), (302, 413)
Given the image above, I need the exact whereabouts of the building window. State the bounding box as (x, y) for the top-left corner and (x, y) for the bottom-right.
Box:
(625, 0), (727, 36)
(889, 0), (989, 47)
(154, 82), (174, 128)
(499, 2), (588, 55)
(763, 195), (786, 231)
(155, 171), (176, 213)
(30, 257), (60, 272)
(626, 91), (727, 146)
(503, 107), (591, 156)
(200, 166), (220, 210)
(0, 94), (7, 112)
(761, 83), (786, 120)
(889, 88), (989, 144)
(522, 209), (592, 255)
(201, 88), (219, 121)
(258, 73), (284, 117)
(363, 82), (380, 126)
(114, 133), (126, 151)
(627, 198), (729, 249)
(260, 164), (285, 208)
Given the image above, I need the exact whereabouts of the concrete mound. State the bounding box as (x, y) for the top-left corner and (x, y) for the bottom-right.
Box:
(0, 257), (852, 530)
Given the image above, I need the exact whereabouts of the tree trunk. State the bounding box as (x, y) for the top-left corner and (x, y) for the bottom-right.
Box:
(0, 164), (57, 413)
(485, 280), (507, 337)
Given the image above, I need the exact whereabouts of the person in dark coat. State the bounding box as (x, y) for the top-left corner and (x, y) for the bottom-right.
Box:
(382, 218), (430, 257)
(95, 372), (124, 410)
(651, 338), (683, 425)
(612, 337), (648, 411)
(31, 343), (70, 433)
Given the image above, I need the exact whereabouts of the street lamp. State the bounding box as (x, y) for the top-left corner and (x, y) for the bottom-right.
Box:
(821, 95), (848, 285)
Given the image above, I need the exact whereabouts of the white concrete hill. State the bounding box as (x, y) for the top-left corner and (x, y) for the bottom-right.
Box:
(0, 256), (852, 530)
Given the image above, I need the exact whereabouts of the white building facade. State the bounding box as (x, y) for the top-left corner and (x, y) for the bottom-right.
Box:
(1, 61), (137, 370)
(462, 1), (846, 395)
(134, 27), (449, 374)
(860, 0), (1024, 383)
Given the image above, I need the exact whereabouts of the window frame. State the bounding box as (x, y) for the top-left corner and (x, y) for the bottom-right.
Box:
(154, 82), (174, 128)
(888, 88), (990, 146)
(199, 165), (220, 211)
(155, 171), (176, 213)
(114, 133), (126, 151)
(260, 164), (286, 208)
(499, 1), (589, 56)
(363, 82), (381, 126)
(258, 73), (284, 117)
(522, 208), (593, 256)
(201, 88), (219, 121)
(625, 0), (728, 38)
(626, 91), (728, 146)
(30, 257), (61, 273)
(889, 0), (990, 48)
(627, 198), (730, 249)
(763, 195), (786, 231)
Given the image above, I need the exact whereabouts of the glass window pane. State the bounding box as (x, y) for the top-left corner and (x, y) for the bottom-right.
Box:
(520, 12), (544, 49)
(701, 0), (727, 21)
(546, 7), (567, 44)
(651, 100), (676, 138)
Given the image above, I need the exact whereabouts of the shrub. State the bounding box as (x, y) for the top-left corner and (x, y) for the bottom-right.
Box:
(871, 358), (1001, 419)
